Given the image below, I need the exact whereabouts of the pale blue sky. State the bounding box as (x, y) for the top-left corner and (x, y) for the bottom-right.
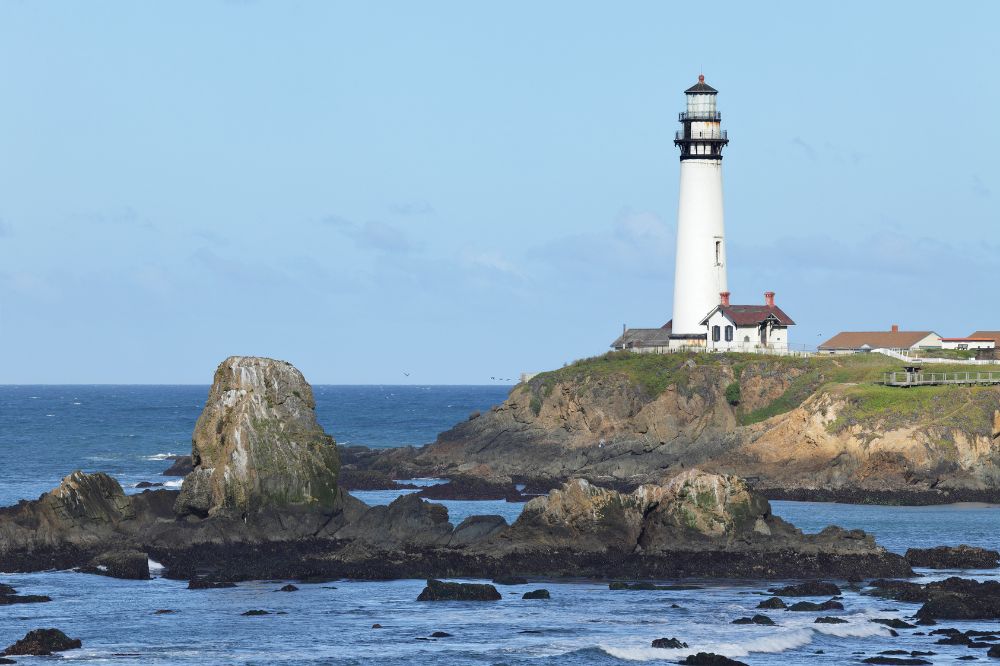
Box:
(1, 2), (997, 383)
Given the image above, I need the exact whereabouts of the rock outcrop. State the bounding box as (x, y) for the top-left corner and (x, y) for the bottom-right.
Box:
(0, 356), (912, 585)
(3, 628), (81, 656)
(175, 356), (341, 518)
(905, 545), (999, 569)
(366, 352), (1000, 504)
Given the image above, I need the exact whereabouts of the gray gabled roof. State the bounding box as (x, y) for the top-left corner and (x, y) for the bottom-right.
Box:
(610, 328), (673, 349)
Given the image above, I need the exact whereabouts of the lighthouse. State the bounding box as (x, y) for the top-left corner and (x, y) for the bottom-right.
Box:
(670, 75), (729, 341)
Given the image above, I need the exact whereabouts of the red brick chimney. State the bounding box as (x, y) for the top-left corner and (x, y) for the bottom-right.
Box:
(720, 291), (731, 306)
(891, 324), (899, 333)
(764, 291), (775, 307)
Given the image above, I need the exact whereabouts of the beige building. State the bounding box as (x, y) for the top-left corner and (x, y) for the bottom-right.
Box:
(818, 325), (941, 354)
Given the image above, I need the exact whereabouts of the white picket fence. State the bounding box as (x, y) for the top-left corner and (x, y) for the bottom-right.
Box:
(872, 348), (1000, 366)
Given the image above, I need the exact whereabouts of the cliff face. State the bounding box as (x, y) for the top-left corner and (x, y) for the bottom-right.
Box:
(411, 353), (1000, 501)
(176, 356), (341, 518)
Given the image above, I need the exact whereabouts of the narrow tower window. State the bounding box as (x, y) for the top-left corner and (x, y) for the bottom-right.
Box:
(715, 241), (722, 266)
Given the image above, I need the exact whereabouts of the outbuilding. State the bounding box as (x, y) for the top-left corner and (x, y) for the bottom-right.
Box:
(818, 326), (942, 354)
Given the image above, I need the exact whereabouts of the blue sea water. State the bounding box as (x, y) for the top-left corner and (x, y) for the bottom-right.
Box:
(2, 385), (1000, 665)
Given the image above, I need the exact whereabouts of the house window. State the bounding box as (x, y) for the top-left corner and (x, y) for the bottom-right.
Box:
(712, 325), (721, 342)
(743, 336), (750, 343)
(725, 325), (734, 342)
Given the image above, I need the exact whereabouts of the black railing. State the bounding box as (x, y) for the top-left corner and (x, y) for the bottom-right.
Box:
(679, 111), (721, 122)
(675, 130), (728, 141)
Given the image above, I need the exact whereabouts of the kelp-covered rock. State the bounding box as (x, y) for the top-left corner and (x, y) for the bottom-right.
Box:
(3, 628), (81, 656)
(175, 356), (340, 518)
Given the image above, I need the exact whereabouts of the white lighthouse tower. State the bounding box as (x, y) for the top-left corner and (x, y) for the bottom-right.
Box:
(670, 75), (729, 343)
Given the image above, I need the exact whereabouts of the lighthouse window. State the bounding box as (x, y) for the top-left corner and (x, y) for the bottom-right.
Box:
(712, 325), (721, 342)
(715, 241), (721, 265)
(725, 326), (734, 342)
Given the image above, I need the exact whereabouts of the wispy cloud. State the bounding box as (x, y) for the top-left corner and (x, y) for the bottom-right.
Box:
(323, 215), (415, 253)
(389, 200), (435, 216)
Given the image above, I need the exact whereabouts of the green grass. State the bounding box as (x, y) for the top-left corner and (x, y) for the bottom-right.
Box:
(518, 350), (1000, 432)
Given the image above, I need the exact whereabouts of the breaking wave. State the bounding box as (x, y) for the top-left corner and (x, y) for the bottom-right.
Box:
(600, 628), (814, 661)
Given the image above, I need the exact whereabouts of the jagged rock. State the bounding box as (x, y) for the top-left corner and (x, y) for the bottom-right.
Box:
(679, 653), (748, 665)
(757, 597), (787, 609)
(334, 493), (452, 547)
(429, 631), (452, 638)
(135, 481), (163, 488)
(81, 550), (150, 580)
(416, 579), (501, 601)
(522, 589), (550, 599)
(162, 455), (194, 477)
(2, 628), (81, 656)
(867, 579), (929, 602)
(337, 469), (417, 491)
(732, 614), (775, 625)
(242, 609), (270, 616)
(905, 545), (1000, 569)
(788, 599), (843, 611)
(417, 476), (523, 502)
(651, 637), (687, 649)
(449, 515), (508, 547)
(815, 616), (847, 623)
(769, 581), (841, 597)
(862, 659), (931, 665)
(188, 579), (236, 589)
(175, 356), (341, 518)
(916, 577), (1000, 620)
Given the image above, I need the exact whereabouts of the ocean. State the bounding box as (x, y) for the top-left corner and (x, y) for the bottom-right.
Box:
(1, 385), (998, 664)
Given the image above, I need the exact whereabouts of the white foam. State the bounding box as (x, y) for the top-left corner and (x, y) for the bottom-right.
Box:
(600, 629), (814, 661)
(164, 479), (183, 488)
(145, 452), (178, 461)
(148, 558), (165, 574)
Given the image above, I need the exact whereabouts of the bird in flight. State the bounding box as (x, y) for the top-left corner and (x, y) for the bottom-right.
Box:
(403, 372), (410, 377)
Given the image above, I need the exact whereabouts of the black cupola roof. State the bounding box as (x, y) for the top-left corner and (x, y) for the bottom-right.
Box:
(685, 75), (717, 94)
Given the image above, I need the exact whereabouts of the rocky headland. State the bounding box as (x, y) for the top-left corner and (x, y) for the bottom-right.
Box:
(353, 352), (1000, 504)
(0, 355), (912, 583)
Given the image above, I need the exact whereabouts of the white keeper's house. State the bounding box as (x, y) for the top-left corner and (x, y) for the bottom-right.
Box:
(610, 75), (796, 354)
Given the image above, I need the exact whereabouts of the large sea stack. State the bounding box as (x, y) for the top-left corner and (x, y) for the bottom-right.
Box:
(175, 356), (341, 518)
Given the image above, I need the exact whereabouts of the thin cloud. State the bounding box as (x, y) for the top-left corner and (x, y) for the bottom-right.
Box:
(389, 200), (435, 216)
(323, 216), (415, 253)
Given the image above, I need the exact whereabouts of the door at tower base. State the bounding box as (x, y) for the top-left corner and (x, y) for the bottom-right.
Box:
(699, 297), (796, 352)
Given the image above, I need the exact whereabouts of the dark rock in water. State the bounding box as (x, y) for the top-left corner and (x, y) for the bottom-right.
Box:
(81, 550), (150, 580)
(429, 631), (452, 638)
(277, 584), (299, 592)
(756, 597), (786, 609)
(732, 614), (774, 625)
(417, 475), (523, 502)
(916, 577), (1000, 620)
(989, 644), (1000, 657)
(3, 628), (82, 656)
(788, 599), (843, 611)
(0, 587), (51, 605)
(769, 581), (841, 597)
(135, 481), (163, 488)
(867, 579), (929, 602)
(0, 658), (15, 664)
(492, 575), (528, 585)
(679, 653), (748, 665)
(870, 618), (917, 629)
(610, 581), (702, 591)
(337, 469), (418, 491)
(861, 658), (931, 665)
(905, 545), (1000, 570)
(815, 616), (848, 624)
(650, 637), (687, 649)
(416, 579), (501, 602)
(162, 455), (193, 477)
(188, 579), (236, 590)
(241, 610), (270, 616)
(371, 624), (382, 629)
(522, 589), (550, 600)
(153, 609), (176, 614)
